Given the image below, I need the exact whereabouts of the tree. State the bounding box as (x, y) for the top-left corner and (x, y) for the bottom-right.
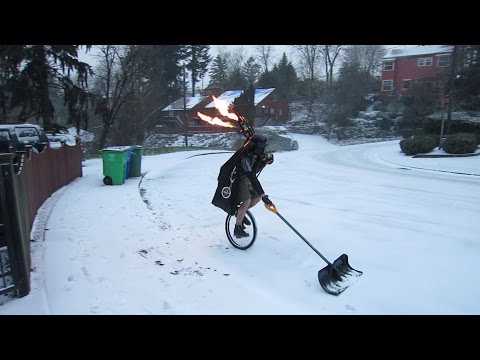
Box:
(333, 60), (373, 117)
(0, 45), (92, 127)
(242, 56), (261, 85)
(93, 45), (138, 150)
(257, 69), (277, 89)
(209, 54), (229, 88)
(319, 45), (345, 87)
(233, 84), (256, 127)
(342, 45), (385, 76)
(454, 45), (480, 110)
(182, 45), (211, 96)
(254, 45), (275, 73)
(99, 45), (185, 146)
(292, 45), (323, 112)
(226, 68), (248, 90)
(257, 53), (299, 102)
(274, 53), (298, 101)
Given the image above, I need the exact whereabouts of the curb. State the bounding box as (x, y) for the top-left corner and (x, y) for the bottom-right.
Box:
(413, 152), (480, 158)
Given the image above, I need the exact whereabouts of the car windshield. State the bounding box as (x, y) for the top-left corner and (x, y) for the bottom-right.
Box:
(15, 127), (40, 143)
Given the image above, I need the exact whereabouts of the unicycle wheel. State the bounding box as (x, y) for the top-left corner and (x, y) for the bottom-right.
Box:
(225, 210), (257, 250)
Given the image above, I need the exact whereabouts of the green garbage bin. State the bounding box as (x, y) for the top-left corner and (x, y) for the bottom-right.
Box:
(101, 147), (128, 185)
(129, 145), (143, 177)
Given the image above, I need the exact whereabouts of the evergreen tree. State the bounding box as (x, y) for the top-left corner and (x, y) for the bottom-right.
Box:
(233, 84), (256, 127)
(242, 56), (261, 85)
(455, 45), (480, 110)
(257, 53), (298, 101)
(182, 45), (211, 96)
(0, 45), (92, 127)
(257, 69), (277, 89)
(208, 54), (229, 88)
(226, 68), (248, 90)
(274, 53), (298, 101)
(329, 60), (374, 127)
(109, 45), (185, 145)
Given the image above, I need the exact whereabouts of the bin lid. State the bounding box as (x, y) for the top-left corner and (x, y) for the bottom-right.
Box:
(102, 146), (131, 152)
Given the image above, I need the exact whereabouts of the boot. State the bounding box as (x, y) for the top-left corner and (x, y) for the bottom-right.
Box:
(242, 217), (251, 226)
(234, 224), (249, 238)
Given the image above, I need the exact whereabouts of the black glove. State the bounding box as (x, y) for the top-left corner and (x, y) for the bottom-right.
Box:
(265, 152), (274, 164)
(262, 195), (273, 206)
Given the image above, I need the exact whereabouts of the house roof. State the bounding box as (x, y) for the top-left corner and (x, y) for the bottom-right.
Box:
(383, 45), (454, 59)
(205, 88), (275, 108)
(162, 96), (207, 111)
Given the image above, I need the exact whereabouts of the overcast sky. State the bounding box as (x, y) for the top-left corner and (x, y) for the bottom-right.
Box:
(77, 45), (415, 91)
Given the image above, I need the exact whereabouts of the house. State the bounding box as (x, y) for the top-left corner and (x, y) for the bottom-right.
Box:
(158, 94), (220, 134)
(158, 87), (289, 134)
(380, 45), (453, 100)
(204, 88), (289, 126)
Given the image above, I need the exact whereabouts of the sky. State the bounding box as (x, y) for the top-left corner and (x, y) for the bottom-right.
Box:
(1, 133), (479, 315)
(77, 45), (293, 90)
(77, 45), (413, 92)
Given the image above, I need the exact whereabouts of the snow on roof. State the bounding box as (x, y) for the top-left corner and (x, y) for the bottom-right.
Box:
(162, 96), (207, 111)
(383, 45), (454, 59)
(205, 88), (275, 108)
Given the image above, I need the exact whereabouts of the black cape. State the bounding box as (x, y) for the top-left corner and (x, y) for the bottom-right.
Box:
(211, 142), (249, 215)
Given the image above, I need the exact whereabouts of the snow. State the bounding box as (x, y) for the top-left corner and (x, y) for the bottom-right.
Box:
(161, 96), (207, 111)
(1, 134), (479, 314)
(205, 88), (275, 108)
(383, 45), (453, 59)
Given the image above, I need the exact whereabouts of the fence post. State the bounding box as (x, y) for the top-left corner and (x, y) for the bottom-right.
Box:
(0, 153), (31, 297)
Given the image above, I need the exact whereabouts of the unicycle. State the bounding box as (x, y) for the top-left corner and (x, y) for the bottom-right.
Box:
(225, 210), (257, 250)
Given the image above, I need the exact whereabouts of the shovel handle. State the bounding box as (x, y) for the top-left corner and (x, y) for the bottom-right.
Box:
(264, 201), (333, 266)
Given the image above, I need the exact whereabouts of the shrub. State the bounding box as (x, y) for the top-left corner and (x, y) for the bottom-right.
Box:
(442, 133), (478, 154)
(400, 134), (437, 155)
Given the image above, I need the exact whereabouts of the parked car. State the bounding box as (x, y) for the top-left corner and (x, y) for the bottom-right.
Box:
(0, 123), (49, 154)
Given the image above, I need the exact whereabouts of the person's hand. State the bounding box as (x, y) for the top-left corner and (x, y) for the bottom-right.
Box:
(263, 152), (274, 164)
(262, 195), (273, 206)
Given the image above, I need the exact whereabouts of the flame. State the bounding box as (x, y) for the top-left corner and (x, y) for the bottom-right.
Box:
(197, 112), (235, 128)
(196, 96), (238, 128)
(212, 96), (238, 121)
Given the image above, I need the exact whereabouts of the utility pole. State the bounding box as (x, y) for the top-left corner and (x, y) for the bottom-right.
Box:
(439, 98), (446, 149)
(446, 45), (457, 135)
(183, 65), (188, 147)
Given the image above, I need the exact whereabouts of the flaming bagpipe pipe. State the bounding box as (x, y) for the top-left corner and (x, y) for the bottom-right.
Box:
(198, 97), (362, 296)
(196, 96), (255, 141)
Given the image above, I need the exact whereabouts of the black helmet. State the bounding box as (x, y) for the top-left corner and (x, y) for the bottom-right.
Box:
(249, 134), (267, 155)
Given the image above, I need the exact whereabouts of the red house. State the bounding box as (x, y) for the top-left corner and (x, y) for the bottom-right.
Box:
(159, 94), (222, 134)
(380, 45), (453, 100)
(159, 87), (289, 134)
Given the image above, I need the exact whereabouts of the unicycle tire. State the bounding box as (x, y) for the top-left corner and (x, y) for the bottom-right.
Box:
(225, 210), (257, 250)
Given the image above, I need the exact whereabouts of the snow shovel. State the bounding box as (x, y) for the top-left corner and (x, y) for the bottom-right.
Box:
(264, 201), (363, 296)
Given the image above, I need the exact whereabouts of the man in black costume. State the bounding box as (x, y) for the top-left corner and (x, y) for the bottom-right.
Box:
(212, 134), (274, 238)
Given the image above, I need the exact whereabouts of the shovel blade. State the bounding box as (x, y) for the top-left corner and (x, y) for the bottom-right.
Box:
(318, 254), (363, 296)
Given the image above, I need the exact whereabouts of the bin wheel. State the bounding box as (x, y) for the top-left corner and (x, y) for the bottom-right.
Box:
(103, 176), (113, 185)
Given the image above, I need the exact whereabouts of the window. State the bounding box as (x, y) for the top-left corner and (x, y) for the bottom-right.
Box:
(402, 80), (411, 89)
(382, 80), (393, 91)
(418, 57), (433, 66)
(383, 60), (394, 71)
(0, 130), (10, 141)
(437, 55), (450, 67)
